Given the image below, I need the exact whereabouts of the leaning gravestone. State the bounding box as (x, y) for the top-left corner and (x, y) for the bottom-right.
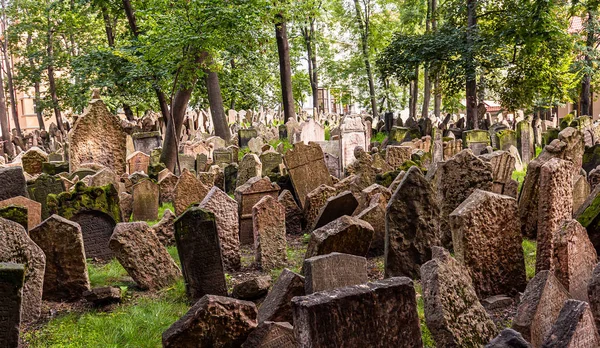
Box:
(485, 329), (532, 348)
(541, 299), (599, 347)
(241, 321), (296, 348)
(292, 277), (423, 348)
(303, 184), (337, 233)
(235, 176), (280, 245)
(450, 189), (526, 298)
(109, 222), (180, 290)
(421, 247), (498, 347)
(69, 97), (127, 175)
(512, 270), (571, 347)
(303, 252), (367, 294)
(0, 262), (24, 348)
(386, 166), (441, 279)
(132, 179), (159, 221)
(253, 195), (286, 271)
(311, 190), (358, 231)
(198, 187), (241, 272)
(339, 115), (367, 168)
(258, 268), (305, 324)
(357, 193), (388, 256)
(173, 169), (209, 216)
(0, 218), (45, 323)
(278, 190), (303, 235)
(0, 196), (41, 231)
(174, 207), (227, 300)
(284, 142), (333, 208)
(29, 215), (90, 301)
(305, 215), (374, 259)
(0, 167), (28, 201)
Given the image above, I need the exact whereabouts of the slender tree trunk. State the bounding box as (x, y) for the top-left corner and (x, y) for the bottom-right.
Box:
(581, 9), (594, 116)
(206, 71), (230, 141)
(0, 59), (12, 157)
(229, 59), (236, 110)
(353, 0), (377, 118)
(411, 66), (419, 119)
(303, 20), (319, 112)
(465, 0), (478, 129)
(1, 0), (19, 136)
(275, 13), (296, 122)
(432, 0), (441, 118)
(422, 0), (431, 119)
(161, 86), (193, 173)
(47, 26), (64, 132)
(122, 0), (138, 36)
(24, 34), (44, 130)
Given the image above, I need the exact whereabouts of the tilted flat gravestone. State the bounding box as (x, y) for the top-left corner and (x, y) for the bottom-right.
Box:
(485, 328), (532, 348)
(541, 300), (599, 347)
(421, 247), (498, 347)
(0, 263), (24, 348)
(235, 176), (280, 245)
(253, 196), (286, 271)
(305, 215), (374, 260)
(72, 211), (116, 260)
(512, 270), (571, 347)
(173, 169), (209, 216)
(386, 166), (441, 279)
(311, 190), (358, 231)
(174, 207), (227, 301)
(303, 184), (337, 233)
(132, 179), (159, 221)
(278, 190), (303, 235)
(0, 218), (45, 323)
(241, 321), (296, 348)
(292, 277), (423, 348)
(29, 215), (90, 301)
(357, 193), (387, 256)
(162, 295), (257, 348)
(132, 131), (162, 155)
(0, 167), (28, 201)
(198, 187), (241, 272)
(0, 196), (41, 231)
(258, 268), (305, 324)
(303, 253), (367, 294)
(450, 189), (526, 298)
(284, 142), (333, 209)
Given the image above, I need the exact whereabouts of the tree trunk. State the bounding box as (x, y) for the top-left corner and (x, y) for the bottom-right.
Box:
(353, 0), (377, 118)
(206, 71), (231, 141)
(303, 20), (319, 112)
(275, 13), (296, 122)
(0, 59), (12, 157)
(1, 0), (19, 136)
(411, 66), (419, 119)
(47, 26), (64, 132)
(122, 0), (138, 36)
(160, 85), (194, 174)
(34, 82), (44, 131)
(581, 10), (594, 116)
(421, 0), (431, 119)
(465, 0), (478, 130)
(432, 0), (441, 118)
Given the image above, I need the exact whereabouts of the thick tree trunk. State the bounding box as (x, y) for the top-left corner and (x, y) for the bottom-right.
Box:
(0, 59), (12, 157)
(1, 0), (19, 136)
(465, 0), (478, 130)
(206, 71), (231, 141)
(275, 14), (296, 122)
(581, 10), (594, 116)
(161, 85), (194, 174)
(122, 0), (138, 36)
(353, 0), (377, 118)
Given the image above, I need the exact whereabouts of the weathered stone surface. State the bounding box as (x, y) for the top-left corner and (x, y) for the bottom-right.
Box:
(242, 321), (296, 348)
(485, 329), (532, 348)
(386, 166), (441, 279)
(27, 173), (65, 220)
(71, 210), (116, 260)
(356, 193), (387, 256)
(232, 276), (271, 301)
(421, 247), (497, 346)
(198, 187), (241, 271)
(118, 192), (133, 222)
(158, 172), (178, 205)
(237, 153), (262, 188)
(573, 174), (591, 212)
(126, 151), (150, 174)
(29, 215), (90, 301)
(0, 262), (24, 348)
(174, 207), (227, 300)
(292, 277), (422, 348)
(253, 195), (287, 271)
(162, 295), (257, 348)
(109, 222), (181, 290)
(541, 299), (599, 347)
(552, 219), (597, 302)
(430, 149), (494, 249)
(303, 184), (337, 233)
(173, 169), (209, 216)
(235, 177), (280, 245)
(588, 262), (600, 337)
(311, 190), (358, 231)
(258, 268), (305, 323)
(0, 167), (28, 201)
(305, 215), (374, 259)
(303, 252), (367, 294)
(69, 98), (127, 175)
(151, 209), (176, 246)
(450, 189), (526, 298)
(513, 270), (571, 347)
(0, 196), (41, 231)
(386, 145), (412, 168)
(480, 151), (516, 196)
(536, 158), (574, 273)
(132, 179), (159, 221)
(284, 142), (333, 208)
(22, 147), (48, 175)
(278, 189), (303, 235)
(0, 218), (45, 323)
(83, 286), (121, 306)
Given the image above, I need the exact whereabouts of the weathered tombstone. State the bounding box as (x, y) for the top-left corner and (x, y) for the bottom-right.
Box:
(480, 151), (516, 196)
(71, 211), (116, 260)
(512, 270), (571, 347)
(239, 128), (259, 148)
(259, 150), (283, 177)
(303, 184), (337, 233)
(536, 158), (574, 273)
(517, 120), (535, 165)
(132, 131), (162, 155)
(463, 130), (492, 155)
(386, 145), (412, 169)
(27, 174), (64, 220)
(258, 268), (305, 323)
(0, 167), (28, 201)
(242, 321), (296, 348)
(174, 207), (227, 300)
(552, 219), (597, 302)
(0, 218), (45, 323)
(198, 187), (241, 272)
(131, 179), (159, 221)
(421, 247), (498, 347)
(158, 172), (178, 205)
(305, 215), (374, 259)
(311, 190), (358, 231)
(339, 115), (367, 168)
(284, 142), (333, 208)
(162, 295), (257, 348)
(0, 262), (24, 348)
(303, 252), (367, 294)
(69, 98), (127, 175)
(450, 189), (526, 298)
(573, 173), (591, 212)
(0, 196), (41, 231)
(21, 147), (48, 175)
(541, 299), (599, 347)
(589, 262), (600, 337)
(299, 117), (325, 145)
(29, 215), (90, 301)
(323, 153), (341, 178)
(232, 276), (271, 301)
(253, 195), (286, 271)
(356, 193), (388, 256)
(235, 176), (280, 245)
(485, 329), (532, 348)
(278, 189), (303, 235)
(109, 222), (181, 290)
(237, 153), (262, 188)
(292, 277), (423, 348)
(126, 151), (150, 174)
(173, 169), (209, 216)
(213, 147), (233, 167)
(386, 166), (441, 279)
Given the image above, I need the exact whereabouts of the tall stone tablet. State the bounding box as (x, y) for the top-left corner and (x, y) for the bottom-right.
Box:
(27, 173), (65, 219)
(173, 169), (209, 216)
(303, 253), (367, 294)
(253, 195), (286, 271)
(235, 176), (280, 245)
(292, 277), (422, 348)
(311, 190), (358, 231)
(0, 167), (28, 201)
(72, 211), (116, 260)
(132, 179), (159, 221)
(278, 189), (303, 235)
(174, 207), (227, 300)
(284, 142), (333, 208)
(0, 263), (24, 348)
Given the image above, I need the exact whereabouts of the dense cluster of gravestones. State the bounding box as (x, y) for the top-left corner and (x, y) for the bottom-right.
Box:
(3, 94), (600, 347)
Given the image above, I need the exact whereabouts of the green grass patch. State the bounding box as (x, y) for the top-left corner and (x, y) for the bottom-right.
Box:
(88, 259), (130, 288)
(371, 131), (387, 144)
(269, 244), (306, 281)
(268, 138), (293, 154)
(415, 282), (435, 347)
(147, 202), (174, 227)
(325, 125), (331, 140)
(523, 239), (537, 281)
(535, 146), (542, 158)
